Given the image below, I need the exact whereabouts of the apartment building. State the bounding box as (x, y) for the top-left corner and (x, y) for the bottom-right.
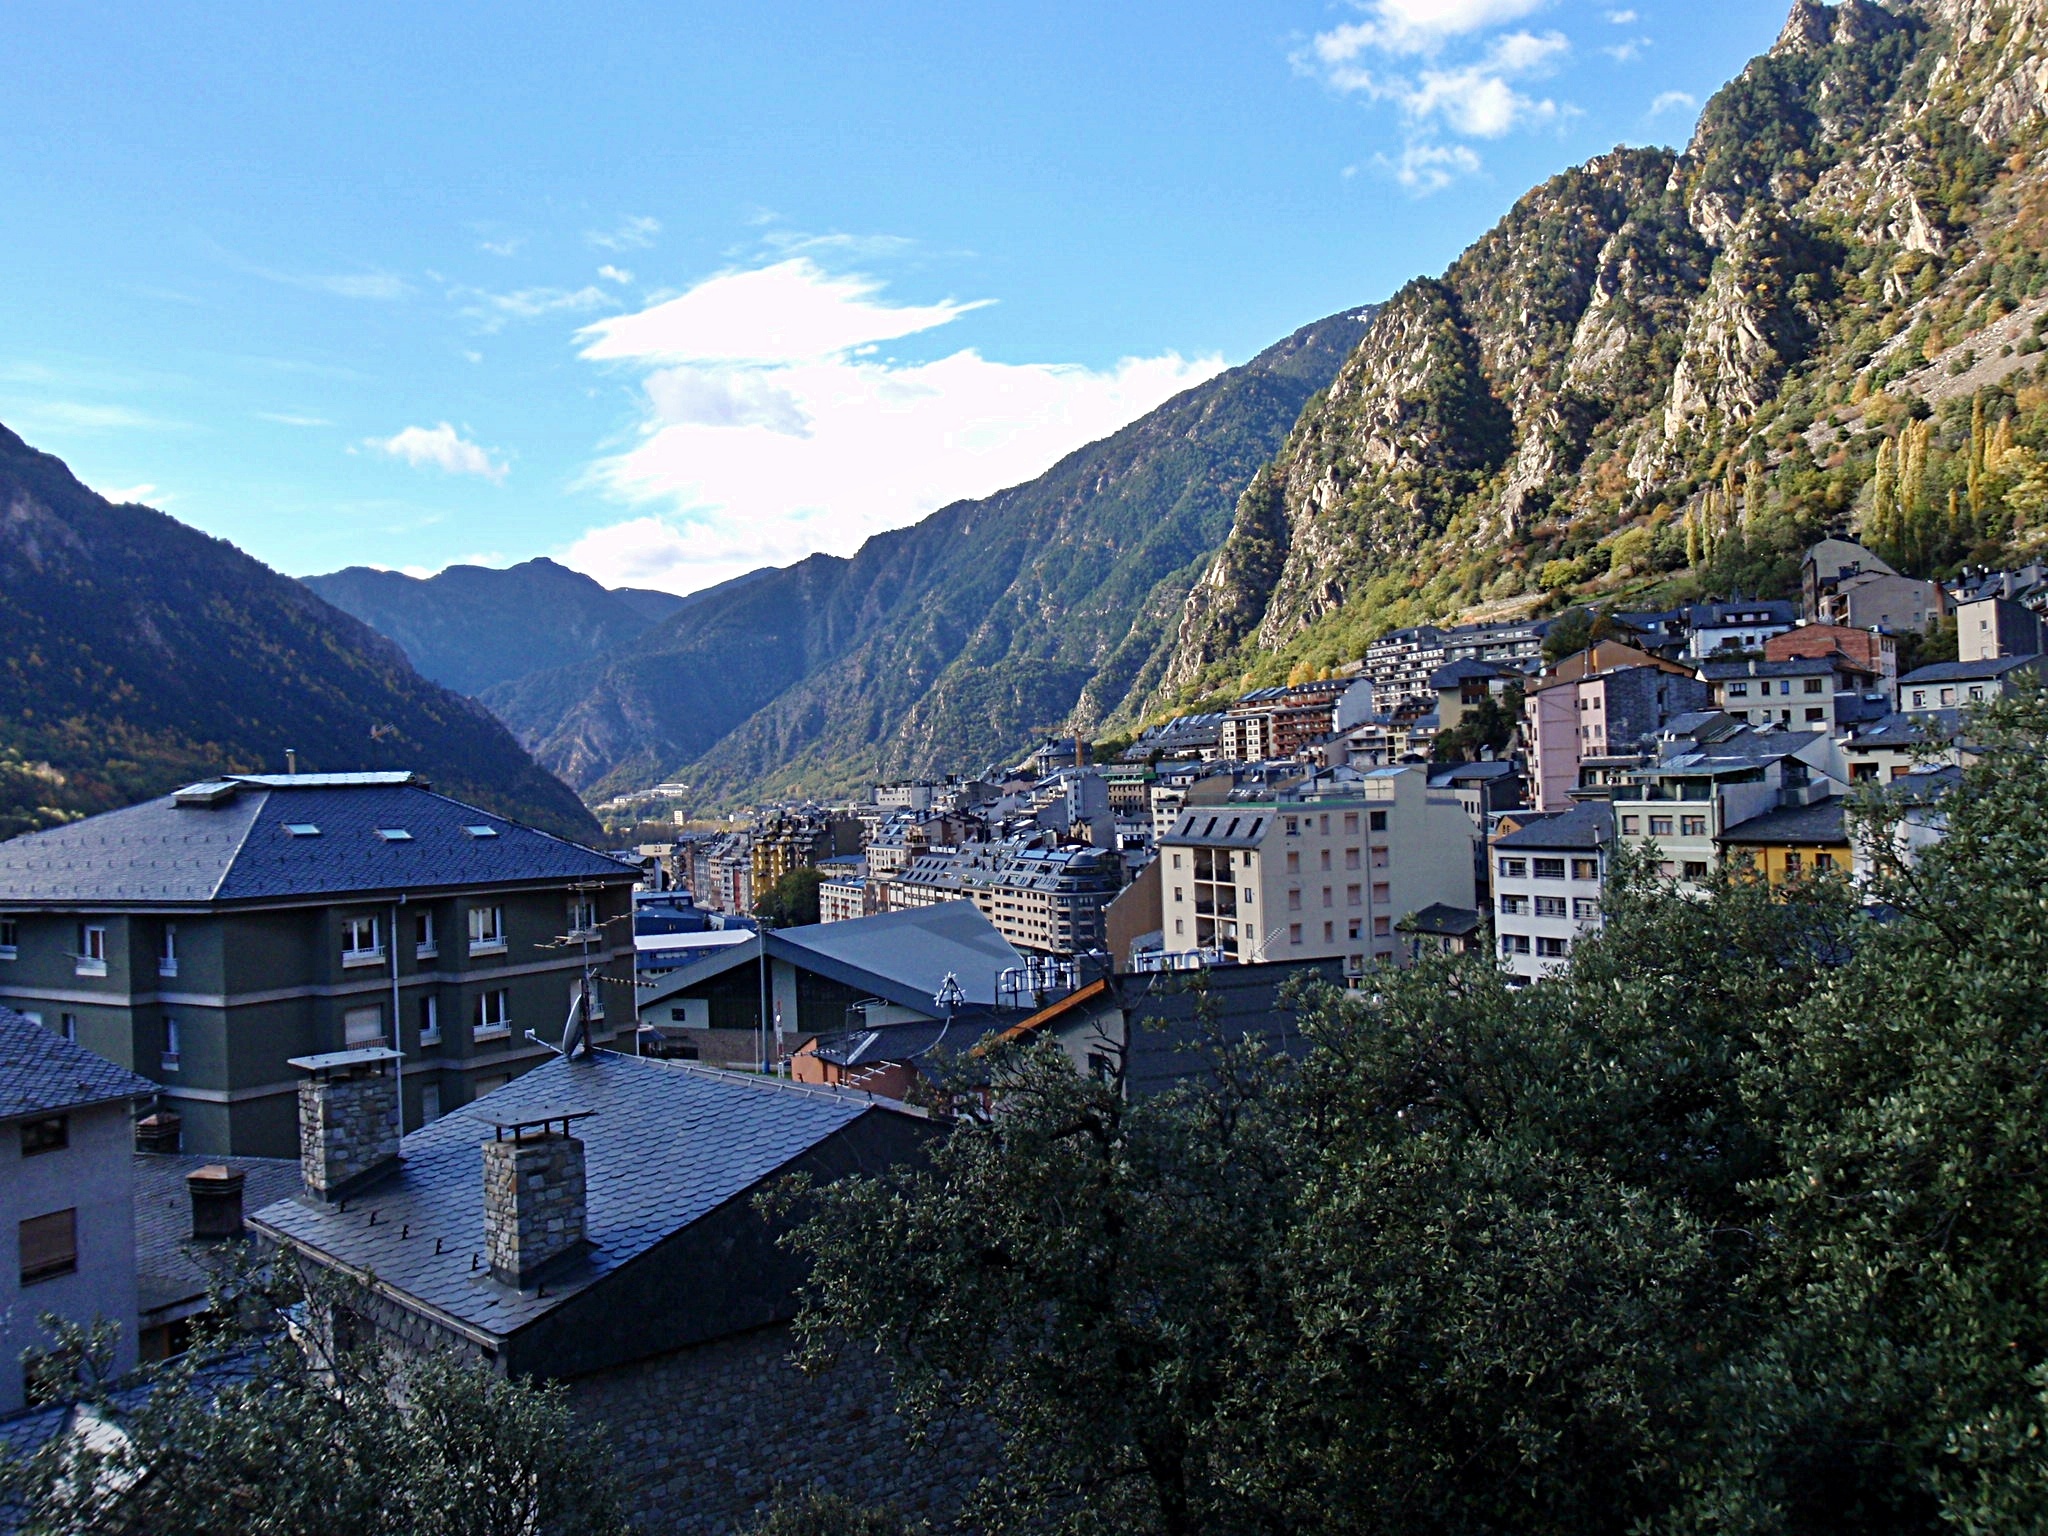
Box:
(1764, 623), (1898, 689)
(1700, 654), (1881, 734)
(1527, 648), (1708, 811)
(1612, 729), (1845, 893)
(1684, 599), (1798, 659)
(1490, 800), (1612, 985)
(1899, 654), (2044, 712)
(0, 773), (639, 1156)
(887, 840), (1122, 956)
(1158, 765), (1475, 976)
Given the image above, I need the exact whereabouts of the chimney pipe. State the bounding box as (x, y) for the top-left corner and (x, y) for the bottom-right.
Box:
(480, 1113), (589, 1288)
(187, 1164), (246, 1240)
(134, 1109), (182, 1154)
(288, 1048), (403, 1202)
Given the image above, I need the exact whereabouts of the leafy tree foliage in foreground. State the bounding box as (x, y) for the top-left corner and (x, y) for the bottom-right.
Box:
(0, 1268), (630, 1536)
(778, 686), (2048, 1535)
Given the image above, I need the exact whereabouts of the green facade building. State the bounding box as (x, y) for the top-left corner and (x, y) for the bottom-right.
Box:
(0, 773), (638, 1156)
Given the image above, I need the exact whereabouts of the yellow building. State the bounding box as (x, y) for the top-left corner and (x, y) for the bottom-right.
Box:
(1714, 796), (1851, 885)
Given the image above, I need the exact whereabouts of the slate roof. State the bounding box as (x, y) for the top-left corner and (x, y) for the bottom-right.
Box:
(1701, 655), (1863, 679)
(1429, 658), (1513, 688)
(251, 1050), (912, 1343)
(1653, 729), (1828, 772)
(804, 1008), (1019, 1071)
(0, 776), (634, 907)
(1397, 903), (1482, 938)
(1847, 708), (1963, 748)
(1429, 760), (1522, 785)
(1492, 800), (1614, 851)
(1717, 797), (1851, 846)
(1688, 599), (1798, 627)
(771, 901), (1025, 1011)
(0, 1004), (156, 1124)
(1117, 961), (1345, 1099)
(1898, 654), (2042, 686)
(134, 1152), (301, 1322)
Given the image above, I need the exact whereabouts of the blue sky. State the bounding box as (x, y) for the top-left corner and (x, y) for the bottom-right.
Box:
(1, 0), (1792, 594)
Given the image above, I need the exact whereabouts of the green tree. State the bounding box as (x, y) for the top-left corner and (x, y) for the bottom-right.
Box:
(756, 865), (826, 927)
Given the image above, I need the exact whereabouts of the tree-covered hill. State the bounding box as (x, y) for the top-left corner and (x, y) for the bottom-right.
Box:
(301, 558), (702, 698)
(0, 424), (600, 841)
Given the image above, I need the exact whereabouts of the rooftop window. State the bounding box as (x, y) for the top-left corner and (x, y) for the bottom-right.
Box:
(285, 824), (321, 837)
(374, 828), (413, 842)
(463, 825), (500, 839)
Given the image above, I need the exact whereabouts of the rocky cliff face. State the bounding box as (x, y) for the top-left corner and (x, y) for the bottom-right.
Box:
(1160, 0), (2048, 695)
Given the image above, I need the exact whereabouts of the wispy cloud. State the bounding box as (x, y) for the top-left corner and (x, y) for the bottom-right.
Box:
(364, 423), (508, 483)
(98, 483), (159, 505)
(1605, 8), (1637, 22)
(451, 283), (618, 334)
(564, 258), (1223, 593)
(1650, 88), (1697, 116)
(4, 400), (185, 432)
(478, 235), (524, 257)
(597, 264), (634, 284)
(258, 411), (333, 427)
(586, 215), (661, 252)
(1300, 1), (1572, 193)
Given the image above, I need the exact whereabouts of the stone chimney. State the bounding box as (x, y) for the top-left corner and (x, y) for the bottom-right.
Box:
(479, 1109), (591, 1288)
(288, 1048), (403, 1202)
(187, 1164), (245, 1239)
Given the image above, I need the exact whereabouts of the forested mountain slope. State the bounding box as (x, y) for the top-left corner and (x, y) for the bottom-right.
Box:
(481, 310), (1371, 802)
(0, 425), (600, 841)
(1162, 0), (2048, 699)
(303, 558), (702, 697)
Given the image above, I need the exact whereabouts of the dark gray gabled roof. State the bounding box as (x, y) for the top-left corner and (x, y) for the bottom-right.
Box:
(1898, 654), (2042, 686)
(770, 901), (1024, 1012)
(0, 777), (633, 907)
(250, 1050), (917, 1344)
(134, 1152), (301, 1323)
(0, 1005), (156, 1123)
(1847, 708), (1963, 748)
(1716, 797), (1850, 847)
(1397, 903), (1482, 938)
(1492, 800), (1614, 851)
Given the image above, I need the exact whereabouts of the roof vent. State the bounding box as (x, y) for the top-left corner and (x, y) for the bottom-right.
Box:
(285, 824), (321, 838)
(174, 781), (241, 808)
(374, 828), (413, 842)
(463, 825), (500, 839)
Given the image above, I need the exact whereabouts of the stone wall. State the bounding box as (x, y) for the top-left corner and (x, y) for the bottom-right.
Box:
(481, 1131), (586, 1284)
(298, 1065), (398, 1198)
(575, 1322), (992, 1535)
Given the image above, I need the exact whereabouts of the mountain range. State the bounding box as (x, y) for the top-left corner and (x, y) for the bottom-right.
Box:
(0, 425), (601, 841)
(315, 0), (2048, 814)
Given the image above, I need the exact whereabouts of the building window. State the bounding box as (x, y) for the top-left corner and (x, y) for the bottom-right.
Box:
(1288, 923), (1303, 945)
(1813, 852), (1836, 870)
(577, 980), (605, 1022)
(568, 897), (599, 937)
(1346, 885), (1362, 907)
(1499, 894), (1528, 915)
(1621, 816), (1640, 835)
(1570, 858), (1598, 881)
(1910, 690), (1926, 708)
(418, 995), (441, 1047)
(75, 924), (107, 977)
(1174, 919), (1184, 936)
(1506, 934), (1531, 954)
(19, 1210), (77, 1284)
(1649, 817), (1674, 838)
(1532, 858), (1565, 880)
(1372, 916), (1391, 938)
(1728, 683), (1748, 698)
(1940, 687), (1956, 706)
(1347, 919), (1363, 940)
(1322, 887), (1334, 908)
(20, 1116), (67, 1156)
(339, 1005), (383, 1048)
(1969, 685), (1984, 702)
(414, 910), (438, 958)
(0, 915), (16, 958)
(1371, 883), (1390, 906)
(419, 1081), (442, 1124)
(162, 1017), (181, 1072)
(1572, 898), (1600, 920)
(1803, 678), (1824, 695)
(158, 924), (178, 979)
(342, 915), (381, 965)
(474, 989), (512, 1040)
(1284, 817), (1298, 837)
(468, 905), (506, 954)
(1535, 896), (1567, 918)
(1784, 851), (1803, 874)
(1344, 847), (1361, 869)
(1369, 811), (1387, 832)
(1682, 860), (1709, 880)
(58, 1013), (77, 1044)
(1322, 922), (1335, 942)
(1498, 857), (1527, 879)
(1536, 936), (1568, 958)
(1681, 817), (1707, 837)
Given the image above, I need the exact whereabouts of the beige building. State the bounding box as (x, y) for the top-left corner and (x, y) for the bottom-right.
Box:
(1158, 765), (1476, 977)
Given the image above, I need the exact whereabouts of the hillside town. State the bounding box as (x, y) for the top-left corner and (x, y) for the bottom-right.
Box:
(2, 532), (2041, 1527)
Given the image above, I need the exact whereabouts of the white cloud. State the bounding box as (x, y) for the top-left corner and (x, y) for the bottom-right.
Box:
(1380, 140), (1484, 191)
(478, 236), (524, 257)
(1313, 0), (1548, 59)
(586, 215), (661, 252)
(1605, 8), (1637, 21)
(562, 259), (1223, 593)
(1603, 38), (1646, 61)
(98, 483), (158, 505)
(1650, 88), (1697, 116)
(258, 411), (332, 427)
(365, 423), (508, 484)
(597, 264), (634, 284)
(452, 283), (617, 334)
(1404, 30), (1569, 135)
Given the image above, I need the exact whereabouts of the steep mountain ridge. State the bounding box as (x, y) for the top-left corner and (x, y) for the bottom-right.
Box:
(304, 557), (727, 697)
(1161, 0), (2048, 695)
(480, 309), (1372, 802)
(0, 425), (600, 841)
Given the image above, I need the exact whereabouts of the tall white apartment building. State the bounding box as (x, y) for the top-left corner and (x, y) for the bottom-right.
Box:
(1489, 801), (1612, 985)
(1158, 765), (1476, 977)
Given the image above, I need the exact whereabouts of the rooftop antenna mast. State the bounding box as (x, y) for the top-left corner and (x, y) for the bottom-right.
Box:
(285, 747), (298, 775)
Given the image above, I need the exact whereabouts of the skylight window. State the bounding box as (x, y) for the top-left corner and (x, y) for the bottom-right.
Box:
(285, 824), (321, 837)
(463, 825), (499, 839)
(374, 828), (414, 842)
